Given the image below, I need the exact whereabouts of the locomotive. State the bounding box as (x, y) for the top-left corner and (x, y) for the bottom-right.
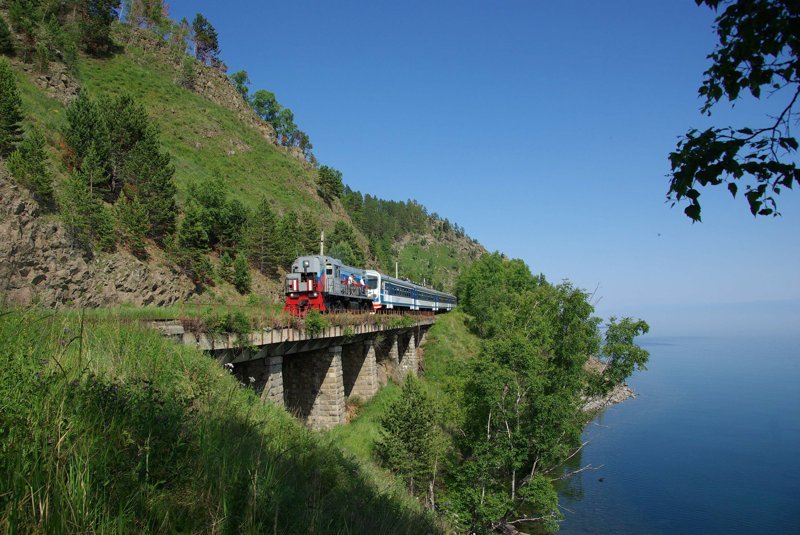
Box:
(284, 255), (457, 315)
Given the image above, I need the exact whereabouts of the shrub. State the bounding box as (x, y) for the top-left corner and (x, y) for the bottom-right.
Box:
(303, 309), (329, 337)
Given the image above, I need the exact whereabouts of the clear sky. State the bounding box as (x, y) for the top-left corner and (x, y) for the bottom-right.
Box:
(168, 0), (799, 322)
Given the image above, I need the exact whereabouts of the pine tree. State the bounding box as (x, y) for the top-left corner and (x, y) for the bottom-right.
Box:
(0, 14), (14, 56)
(301, 215), (321, 256)
(78, 0), (121, 55)
(121, 125), (177, 241)
(317, 165), (344, 203)
(116, 193), (150, 258)
(61, 166), (116, 251)
(175, 201), (213, 285)
(176, 201), (208, 252)
(247, 197), (278, 273)
(219, 251), (234, 284)
(63, 91), (111, 180)
(7, 126), (54, 207)
(233, 252), (251, 294)
(192, 13), (219, 65)
(275, 211), (302, 268)
(102, 94), (149, 195)
(8, 0), (38, 61)
(0, 59), (23, 156)
(376, 377), (440, 496)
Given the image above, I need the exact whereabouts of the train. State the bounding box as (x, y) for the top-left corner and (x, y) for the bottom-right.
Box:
(284, 255), (457, 315)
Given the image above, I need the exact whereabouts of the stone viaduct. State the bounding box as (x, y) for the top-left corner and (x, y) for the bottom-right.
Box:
(155, 317), (434, 430)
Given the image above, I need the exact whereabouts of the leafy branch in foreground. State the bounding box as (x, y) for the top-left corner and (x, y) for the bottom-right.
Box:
(668, 0), (800, 221)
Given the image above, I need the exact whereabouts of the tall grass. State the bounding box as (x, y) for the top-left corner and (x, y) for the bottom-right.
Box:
(0, 308), (439, 533)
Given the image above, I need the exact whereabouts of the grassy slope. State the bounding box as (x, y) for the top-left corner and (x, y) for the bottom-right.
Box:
(78, 50), (332, 220)
(0, 309), (437, 533)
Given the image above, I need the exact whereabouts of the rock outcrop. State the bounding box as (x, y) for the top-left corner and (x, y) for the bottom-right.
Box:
(0, 172), (194, 308)
(581, 356), (636, 413)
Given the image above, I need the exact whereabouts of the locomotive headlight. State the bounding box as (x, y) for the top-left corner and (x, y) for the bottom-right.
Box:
(302, 260), (310, 268)
(311, 292), (318, 298)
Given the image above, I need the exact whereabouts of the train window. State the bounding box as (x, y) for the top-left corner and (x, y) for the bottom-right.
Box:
(326, 264), (333, 275)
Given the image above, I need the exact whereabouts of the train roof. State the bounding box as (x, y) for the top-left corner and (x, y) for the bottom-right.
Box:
(291, 255), (365, 274)
(364, 269), (456, 299)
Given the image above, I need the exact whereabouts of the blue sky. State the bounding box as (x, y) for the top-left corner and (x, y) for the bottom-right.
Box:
(168, 0), (799, 323)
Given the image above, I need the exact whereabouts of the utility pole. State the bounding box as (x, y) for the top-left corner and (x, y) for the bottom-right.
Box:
(395, 261), (398, 278)
(319, 230), (325, 256)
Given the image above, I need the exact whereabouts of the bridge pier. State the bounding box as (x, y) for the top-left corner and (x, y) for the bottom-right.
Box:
(261, 355), (284, 406)
(342, 340), (379, 402)
(283, 345), (346, 431)
(400, 332), (418, 378)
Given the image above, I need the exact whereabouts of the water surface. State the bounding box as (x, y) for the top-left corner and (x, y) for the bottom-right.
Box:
(556, 333), (800, 534)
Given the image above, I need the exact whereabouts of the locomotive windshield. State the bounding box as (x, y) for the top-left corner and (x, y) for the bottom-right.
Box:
(365, 277), (378, 289)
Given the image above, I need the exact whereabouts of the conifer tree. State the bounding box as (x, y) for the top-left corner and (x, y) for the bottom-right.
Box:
(63, 91), (111, 179)
(219, 251), (234, 283)
(7, 126), (54, 207)
(121, 125), (177, 241)
(233, 252), (251, 294)
(376, 377), (440, 497)
(301, 215), (321, 256)
(247, 197), (278, 273)
(177, 201), (208, 252)
(102, 94), (149, 195)
(169, 17), (191, 60)
(317, 165), (344, 203)
(192, 13), (219, 65)
(116, 193), (150, 258)
(0, 59), (23, 156)
(61, 165), (116, 251)
(78, 0), (121, 55)
(8, 0), (38, 59)
(0, 14), (14, 56)
(275, 211), (302, 268)
(78, 145), (108, 197)
(175, 201), (213, 285)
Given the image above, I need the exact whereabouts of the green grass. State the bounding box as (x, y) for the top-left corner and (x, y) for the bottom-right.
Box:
(0, 308), (439, 533)
(76, 52), (329, 220)
(398, 243), (466, 291)
(329, 383), (401, 461)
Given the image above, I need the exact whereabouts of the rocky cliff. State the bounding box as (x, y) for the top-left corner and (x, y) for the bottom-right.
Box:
(0, 170), (194, 308)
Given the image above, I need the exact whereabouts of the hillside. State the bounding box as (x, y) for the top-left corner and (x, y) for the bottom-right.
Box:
(1, 20), (483, 308)
(0, 308), (439, 533)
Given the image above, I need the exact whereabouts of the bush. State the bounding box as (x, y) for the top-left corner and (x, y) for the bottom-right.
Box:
(303, 309), (329, 336)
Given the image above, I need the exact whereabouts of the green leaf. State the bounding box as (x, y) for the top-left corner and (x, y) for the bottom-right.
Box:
(727, 183), (737, 198)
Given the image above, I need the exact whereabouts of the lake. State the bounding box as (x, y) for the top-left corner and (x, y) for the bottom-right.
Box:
(555, 332), (800, 534)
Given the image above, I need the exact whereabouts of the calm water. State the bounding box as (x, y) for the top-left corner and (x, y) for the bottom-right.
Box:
(555, 333), (800, 534)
